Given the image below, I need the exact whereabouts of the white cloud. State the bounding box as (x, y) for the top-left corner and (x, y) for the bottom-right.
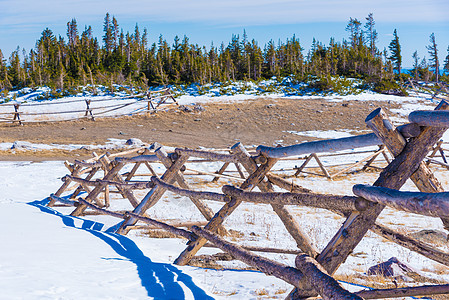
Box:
(1, 0), (448, 28)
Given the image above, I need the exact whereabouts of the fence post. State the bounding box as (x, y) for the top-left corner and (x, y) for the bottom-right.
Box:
(84, 100), (95, 121)
(13, 104), (22, 125)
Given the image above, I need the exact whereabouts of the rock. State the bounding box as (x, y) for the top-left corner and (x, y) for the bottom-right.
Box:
(193, 104), (205, 112)
(367, 257), (417, 280)
(125, 138), (144, 146)
(178, 105), (193, 112)
(11, 141), (34, 150)
(408, 229), (448, 246)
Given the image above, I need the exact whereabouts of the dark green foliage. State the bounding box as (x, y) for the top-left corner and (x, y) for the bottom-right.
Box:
(0, 13), (436, 95)
(372, 78), (408, 96)
(388, 29), (402, 74)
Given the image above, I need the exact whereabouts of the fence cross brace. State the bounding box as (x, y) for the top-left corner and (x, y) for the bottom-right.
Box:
(288, 100), (449, 299)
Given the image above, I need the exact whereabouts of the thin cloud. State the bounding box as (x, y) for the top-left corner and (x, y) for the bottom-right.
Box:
(1, 0), (448, 28)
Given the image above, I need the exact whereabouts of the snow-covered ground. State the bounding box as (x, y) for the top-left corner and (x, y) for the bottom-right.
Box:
(1, 85), (449, 299)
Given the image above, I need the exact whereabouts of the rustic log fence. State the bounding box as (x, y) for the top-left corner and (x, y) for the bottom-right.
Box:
(0, 88), (177, 124)
(47, 100), (449, 299)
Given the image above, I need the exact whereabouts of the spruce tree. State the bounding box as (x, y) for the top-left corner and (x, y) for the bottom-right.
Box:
(364, 13), (378, 56)
(444, 46), (449, 74)
(388, 29), (402, 74)
(412, 51), (419, 80)
(426, 33), (439, 82)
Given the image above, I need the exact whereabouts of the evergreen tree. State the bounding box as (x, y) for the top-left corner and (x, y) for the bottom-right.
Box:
(444, 45), (449, 74)
(412, 51), (419, 80)
(388, 29), (402, 74)
(426, 33), (439, 82)
(364, 13), (378, 56)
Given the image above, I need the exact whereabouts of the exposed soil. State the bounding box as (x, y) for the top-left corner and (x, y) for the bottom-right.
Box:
(0, 98), (402, 161)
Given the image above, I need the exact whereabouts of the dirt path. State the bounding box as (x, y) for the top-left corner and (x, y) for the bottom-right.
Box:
(0, 98), (401, 161)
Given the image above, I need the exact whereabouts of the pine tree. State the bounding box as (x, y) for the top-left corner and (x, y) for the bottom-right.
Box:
(444, 46), (449, 74)
(426, 33), (439, 82)
(388, 29), (402, 74)
(346, 18), (362, 49)
(364, 13), (378, 56)
(412, 51), (419, 80)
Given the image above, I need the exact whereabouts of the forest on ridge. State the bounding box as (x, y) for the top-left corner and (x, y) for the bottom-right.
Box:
(0, 13), (448, 96)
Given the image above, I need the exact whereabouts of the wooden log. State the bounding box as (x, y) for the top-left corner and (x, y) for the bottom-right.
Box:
(295, 254), (363, 300)
(155, 149), (226, 235)
(289, 101), (449, 300)
(175, 148), (238, 163)
(265, 174), (311, 193)
(49, 194), (79, 206)
(312, 153), (332, 179)
(151, 176), (225, 202)
(48, 164), (82, 206)
(174, 155), (278, 266)
(211, 162), (230, 182)
(371, 223), (449, 267)
(257, 123), (423, 159)
(115, 154), (159, 163)
(257, 133), (380, 158)
(409, 110), (449, 127)
(69, 167), (100, 199)
(70, 160), (125, 216)
(116, 150), (190, 234)
(353, 184), (449, 218)
(191, 226), (305, 288)
(98, 179), (152, 190)
(77, 198), (195, 240)
(222, 185), (369, 212)
(203, 243), (304, 255)
(99, 155), (140, 208)
(293, 154), (314, 177)
(125, 162), (142, 181)
(331, 147), (386, 178)
(231, 143), (319, 257)
(184, 167), (245, 181)
(355, 284), (449, 299)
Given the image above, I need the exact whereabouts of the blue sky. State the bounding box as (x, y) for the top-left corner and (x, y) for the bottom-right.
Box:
(0, 0), (448, 68)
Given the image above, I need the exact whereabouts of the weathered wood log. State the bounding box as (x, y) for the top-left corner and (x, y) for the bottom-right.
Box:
(184, 167), (245, 181)
(222, 185), (369, 212)
(203, 243), (303, 255)
(409, 110), (449, 127)
(257, 123), (423, 159)
(70, 160), (126, 216)
(265, 174), (311, 193)
(312, 153), (332, 179)
(77, 198), (196, 240)
(98, 155), (140, 208)
(69, 167), (100, 200)
(115, 154), (159, 163)
(49, 194), (79, 206)
(371, 223), (449, 267)
(190, 225), (305, 288)
(355, 284), (449, 299)
(232, 142), (319, 258)
(289, 101), (449, 300)
(331, 148), (386, 178)
(48, 164), (83, 206)
(175, 148), (238, 163)
(257, 133), (380, 158)
(295, 254), (363, 300)
(211, 162), (230, 182)
(174, 155), (278, 266)
(116, 149), (190, 234)
(156, 149), (227, 235)
(353, 184), (449, 218)
(98, 179), (152, 190)
(151, 176), (225, 202)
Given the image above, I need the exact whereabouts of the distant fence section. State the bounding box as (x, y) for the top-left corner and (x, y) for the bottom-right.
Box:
(47, 99), (449, 299)
(0, 88), (178, 125)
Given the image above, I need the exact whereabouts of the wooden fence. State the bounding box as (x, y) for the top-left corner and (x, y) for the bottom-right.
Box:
(48, 100), (449, 299)
(0, 88), (178, 125)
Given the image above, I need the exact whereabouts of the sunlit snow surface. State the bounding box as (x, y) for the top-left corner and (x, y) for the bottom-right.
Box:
(1, 86), (449, 299)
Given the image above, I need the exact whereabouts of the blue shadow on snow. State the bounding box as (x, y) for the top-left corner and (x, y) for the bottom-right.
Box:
(28, 198), (214, 300)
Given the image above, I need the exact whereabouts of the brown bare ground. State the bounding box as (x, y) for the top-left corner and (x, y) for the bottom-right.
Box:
(0, 98), (402, 161)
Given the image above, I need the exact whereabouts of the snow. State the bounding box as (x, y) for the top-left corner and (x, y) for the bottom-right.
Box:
(1, 84), (449, 299)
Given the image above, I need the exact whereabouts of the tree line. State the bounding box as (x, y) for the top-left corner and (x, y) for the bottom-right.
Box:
(0, 13), (448, 93)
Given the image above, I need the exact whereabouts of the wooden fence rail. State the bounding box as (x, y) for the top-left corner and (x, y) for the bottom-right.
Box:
(46, 100), (449, 299)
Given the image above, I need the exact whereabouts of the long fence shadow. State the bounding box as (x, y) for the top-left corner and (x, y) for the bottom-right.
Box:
(28, 198), (214, 300)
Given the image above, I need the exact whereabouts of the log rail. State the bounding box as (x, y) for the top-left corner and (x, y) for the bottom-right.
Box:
(46, 100), (449, 300)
